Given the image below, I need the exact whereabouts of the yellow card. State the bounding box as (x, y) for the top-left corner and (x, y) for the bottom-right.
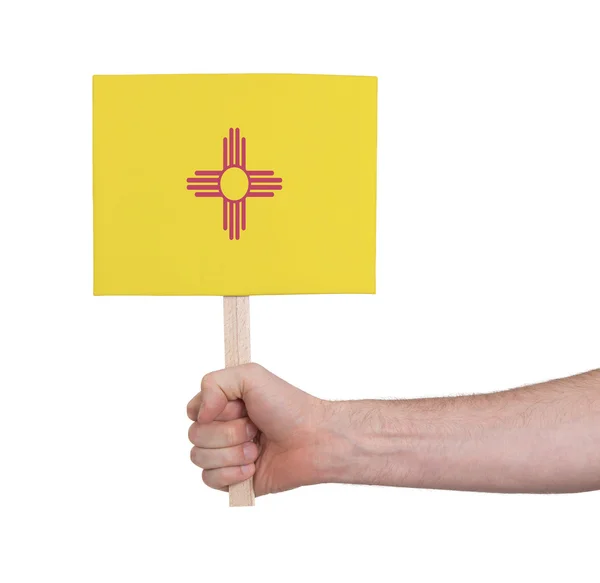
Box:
(93, 74), (377, 295)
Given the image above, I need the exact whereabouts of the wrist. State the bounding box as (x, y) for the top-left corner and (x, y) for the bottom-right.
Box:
(310, 400), (356, 484)
(313, 399), (417, 486)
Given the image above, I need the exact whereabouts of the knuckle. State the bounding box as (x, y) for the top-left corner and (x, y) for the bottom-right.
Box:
(243, 362), (265, 377)
(201, 371), (218, 391)
(187, 423), (198, 444)
(190, 447), (203, 466)
(203, 469), (226, 490)
(200, 374), (211, 390)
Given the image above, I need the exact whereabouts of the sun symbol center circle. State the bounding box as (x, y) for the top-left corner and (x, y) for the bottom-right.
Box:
(220, 167), (249, 201)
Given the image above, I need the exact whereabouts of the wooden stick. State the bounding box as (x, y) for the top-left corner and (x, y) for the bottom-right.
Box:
(223, 296), (255, 507)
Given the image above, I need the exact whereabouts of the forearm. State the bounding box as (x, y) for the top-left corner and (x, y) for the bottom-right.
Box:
(319, 369), (600, 493)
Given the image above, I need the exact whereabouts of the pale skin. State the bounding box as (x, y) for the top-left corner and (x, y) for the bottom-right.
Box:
(187, 364), (600, 495)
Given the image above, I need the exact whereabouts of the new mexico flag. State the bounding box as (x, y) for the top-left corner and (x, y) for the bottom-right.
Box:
(93, 74), (377, 295)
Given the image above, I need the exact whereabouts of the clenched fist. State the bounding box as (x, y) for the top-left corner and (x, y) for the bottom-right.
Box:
(187, 363), (341, 496)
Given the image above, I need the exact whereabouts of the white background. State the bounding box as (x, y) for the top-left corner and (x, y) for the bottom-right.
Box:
(1, 1), (599, 581)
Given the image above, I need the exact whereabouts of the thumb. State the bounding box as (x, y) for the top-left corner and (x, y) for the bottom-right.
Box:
(195, 364), (263, 424)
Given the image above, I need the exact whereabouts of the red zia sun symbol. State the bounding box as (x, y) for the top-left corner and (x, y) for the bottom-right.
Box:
(186, 127), (283, 240)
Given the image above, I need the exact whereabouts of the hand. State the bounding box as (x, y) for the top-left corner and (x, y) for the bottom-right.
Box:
(187, 363), (335, 496)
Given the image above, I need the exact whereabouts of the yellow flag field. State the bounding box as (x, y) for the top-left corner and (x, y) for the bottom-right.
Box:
(93, 74), (377, 295)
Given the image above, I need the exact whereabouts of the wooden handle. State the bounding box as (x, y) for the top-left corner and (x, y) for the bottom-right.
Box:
(223, 296), (255, 507)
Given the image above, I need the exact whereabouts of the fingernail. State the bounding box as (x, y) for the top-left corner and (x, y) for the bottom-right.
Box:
(243, 442), (255, 461)
(246, 422), (257, 439)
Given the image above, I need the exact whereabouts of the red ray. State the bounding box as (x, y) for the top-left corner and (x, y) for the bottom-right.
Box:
(229, 200), (234, 240)
(195, 170), (221, 176)
(187, 177), (219, 183)
(241, 137), (246, 169)
(222, 137), (228, 168)
(223, 199), (228, 230)
(194, 192), (221, 197)
(246, 192), (275, 197)
(235, 201), (240, 240)
(187, 185), (222, 190)
(249, 177), (282, 183)
(235, 128), (240, 166)
(228, 128), (234, 168)
(249, 184), (282, 191)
